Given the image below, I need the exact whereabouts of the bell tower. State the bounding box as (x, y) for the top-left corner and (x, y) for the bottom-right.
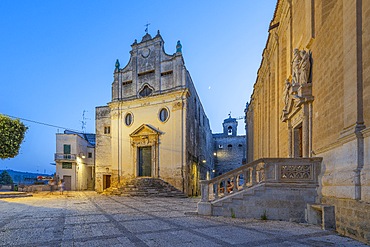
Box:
(222, 114), (238, 136)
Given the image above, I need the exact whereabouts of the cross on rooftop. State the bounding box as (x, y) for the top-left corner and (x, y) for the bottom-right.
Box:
(144, 22), (151, 34)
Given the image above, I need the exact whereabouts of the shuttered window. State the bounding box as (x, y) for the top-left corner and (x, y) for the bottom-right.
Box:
(63, 144), (71, 154)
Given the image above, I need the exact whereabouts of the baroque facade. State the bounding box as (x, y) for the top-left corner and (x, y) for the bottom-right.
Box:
(246, 0), (370, 243)
(95, 31), (213, 196)
(213, 115), (246, 175)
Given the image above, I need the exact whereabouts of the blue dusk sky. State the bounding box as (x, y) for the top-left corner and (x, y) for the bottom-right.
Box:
(0, 1), (276, 174)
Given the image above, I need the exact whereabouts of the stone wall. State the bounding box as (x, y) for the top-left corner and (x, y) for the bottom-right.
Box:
(246, 0), (370, 244)
(322, 197), (370, 244)
(95, 106), (112, 192)
(213, 136), (246, 175)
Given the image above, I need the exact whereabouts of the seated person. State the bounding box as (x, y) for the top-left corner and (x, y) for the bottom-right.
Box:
(227, 180), (234, 193)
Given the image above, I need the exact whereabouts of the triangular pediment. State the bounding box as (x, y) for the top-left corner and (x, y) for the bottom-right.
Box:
(130, 124), (162, 137)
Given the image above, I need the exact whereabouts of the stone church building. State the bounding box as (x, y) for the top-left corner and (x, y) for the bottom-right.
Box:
(246, 0), (370, 243)
(95, 31), (213, 196)
(213, 115), (246, 176)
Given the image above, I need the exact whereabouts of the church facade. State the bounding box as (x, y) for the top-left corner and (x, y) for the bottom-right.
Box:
(246, 0), (370, 243)
(95, 31), (213, 196)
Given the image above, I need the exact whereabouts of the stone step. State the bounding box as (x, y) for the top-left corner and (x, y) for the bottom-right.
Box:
(103, 178), (187, 198)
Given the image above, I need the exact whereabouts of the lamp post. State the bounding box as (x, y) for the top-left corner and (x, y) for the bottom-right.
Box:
(199, 155), (210, 180)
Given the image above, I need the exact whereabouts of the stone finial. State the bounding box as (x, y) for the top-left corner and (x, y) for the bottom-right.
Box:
(176, 40), (182, 53)
(155, 30), (162, 39)
(115, 59), (120, 71)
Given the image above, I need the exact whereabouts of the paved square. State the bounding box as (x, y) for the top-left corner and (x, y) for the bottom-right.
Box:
(0, 192), (367, 246)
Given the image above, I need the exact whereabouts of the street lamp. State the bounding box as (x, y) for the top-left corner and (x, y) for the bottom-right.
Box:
(79, 152), (86, 159)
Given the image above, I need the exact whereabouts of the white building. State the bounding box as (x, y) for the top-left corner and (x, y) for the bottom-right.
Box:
(55, 130), (95, 190)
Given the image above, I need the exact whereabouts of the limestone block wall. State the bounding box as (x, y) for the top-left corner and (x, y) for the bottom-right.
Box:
(322, 197), (370, 243)
(213, 136), (246, 175)
(245, 0), (369, 243)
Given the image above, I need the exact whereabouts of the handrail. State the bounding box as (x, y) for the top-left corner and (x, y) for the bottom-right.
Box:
(200, 157), (322, 203)
(54, 153), (77, 160)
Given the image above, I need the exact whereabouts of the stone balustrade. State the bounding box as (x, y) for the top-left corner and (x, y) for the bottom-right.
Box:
(200, 157), (322, 203)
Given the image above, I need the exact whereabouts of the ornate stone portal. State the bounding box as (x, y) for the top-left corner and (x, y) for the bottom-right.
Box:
(130, 124), (162, 178)
(282, 49), (313, 158)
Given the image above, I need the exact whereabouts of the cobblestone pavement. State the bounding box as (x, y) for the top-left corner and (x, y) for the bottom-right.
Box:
(0, 191), (367, 247)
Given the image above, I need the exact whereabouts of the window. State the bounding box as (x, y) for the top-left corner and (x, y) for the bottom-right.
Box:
(238, 144), (243, 147)
(228, 126), (232, 135)
(104, 126), (110, 134)
(218, 145), (223, 149)
(139, 85), (153, 97)
(159, 108), (169, 122)
(161, 70), (173, 76)
(63, 144), (71, 154)
(88, 152), (92, 158)
(122, 80), (132, 86)
(125, 113), (133, 126)
(228, 144), (233, 148)
(62, 162), (72, 169)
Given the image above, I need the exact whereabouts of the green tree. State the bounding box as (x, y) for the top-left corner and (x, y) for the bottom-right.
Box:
(0, 170), (13, 185)
(0, 114), (28, 159)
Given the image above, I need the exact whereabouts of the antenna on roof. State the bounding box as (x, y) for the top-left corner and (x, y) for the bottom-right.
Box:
(81, 110), (90, 133)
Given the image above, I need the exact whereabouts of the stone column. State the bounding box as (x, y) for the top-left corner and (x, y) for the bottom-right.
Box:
(302, 103), (309, 157)
(288, 121), (292, 157)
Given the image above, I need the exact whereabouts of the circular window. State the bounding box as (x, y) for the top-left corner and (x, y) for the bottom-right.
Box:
(159, 108), (169, 122)
(125, 113), (133, 126)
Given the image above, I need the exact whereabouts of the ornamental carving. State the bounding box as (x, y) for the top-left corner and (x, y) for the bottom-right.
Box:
(282, 49), (313, 120)
(281, 165), (312, 180)
(172, 101), (183, 111)
(130, 124), (162, 146)
(292, 49), (311, 85)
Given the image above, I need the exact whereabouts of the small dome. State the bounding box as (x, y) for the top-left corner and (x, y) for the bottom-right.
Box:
(141, 33), (152, 42)
(224, 115), (237, 123)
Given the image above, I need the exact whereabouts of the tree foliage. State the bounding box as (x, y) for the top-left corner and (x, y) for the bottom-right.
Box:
(0, 170), (13, 185)
(0, 114), (28, 159)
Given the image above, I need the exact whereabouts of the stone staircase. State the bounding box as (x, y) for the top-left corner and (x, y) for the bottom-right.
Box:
(102, 177), (187, 198)
(198, 158), (323, 222)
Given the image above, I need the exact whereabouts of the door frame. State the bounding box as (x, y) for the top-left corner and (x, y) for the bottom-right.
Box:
(138, 146), (152, 177)
(130, 124), (162, 178)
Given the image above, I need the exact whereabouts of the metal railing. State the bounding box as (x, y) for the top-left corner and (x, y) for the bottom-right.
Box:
(200, 157), (322, 203)
(54, 153), (77, 161)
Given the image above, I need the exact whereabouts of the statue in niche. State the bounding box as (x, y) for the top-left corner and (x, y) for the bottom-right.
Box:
(292, 49), (301, 85)
(291, 48), (312, 85)
(282, 80), (291, 111)
(299, 50), (311, 84)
